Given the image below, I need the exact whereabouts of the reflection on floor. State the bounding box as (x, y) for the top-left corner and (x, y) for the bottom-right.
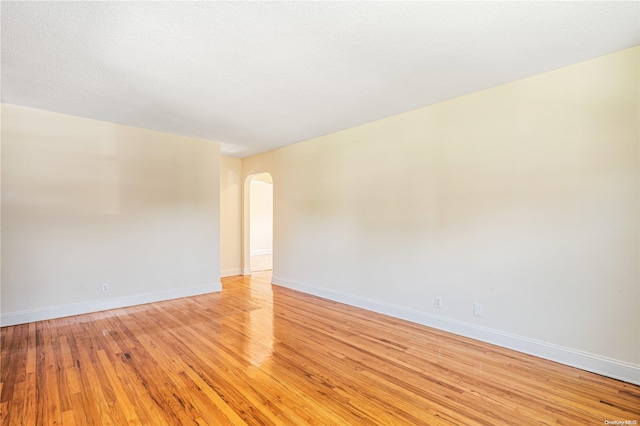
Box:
(2, 271), (637, 424)
(250, 253), (272, 272)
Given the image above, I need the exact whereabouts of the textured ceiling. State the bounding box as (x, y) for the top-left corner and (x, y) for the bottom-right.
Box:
(2, 2), (639, 157)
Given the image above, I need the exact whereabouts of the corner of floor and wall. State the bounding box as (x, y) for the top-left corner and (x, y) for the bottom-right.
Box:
(2, 46), (639, 386)
(227, 46), (640, 385)
(1, 104), (223, 326)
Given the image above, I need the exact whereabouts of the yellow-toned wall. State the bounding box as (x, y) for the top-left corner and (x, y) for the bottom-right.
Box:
(220, 156), (242, 276)
(1, 105), (221, 324)
(241, 47), (640, 371)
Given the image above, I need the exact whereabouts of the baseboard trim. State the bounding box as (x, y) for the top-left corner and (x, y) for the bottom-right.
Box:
(271, 275), (640, 386)
(1, 282), (222, 327)
(250, 249), (272, 256)
(221, 268), (242, 277)
(242, 268), (252, 276)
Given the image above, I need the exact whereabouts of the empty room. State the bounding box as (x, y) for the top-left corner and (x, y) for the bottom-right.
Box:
(1, 1), (639, 425)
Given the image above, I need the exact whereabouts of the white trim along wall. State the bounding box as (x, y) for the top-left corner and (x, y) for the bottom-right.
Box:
(272, 276), (640, 385)
(243, 47), (640, 385)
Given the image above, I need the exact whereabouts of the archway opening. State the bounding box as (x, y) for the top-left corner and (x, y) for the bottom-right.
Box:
(246, 173), (273, 273)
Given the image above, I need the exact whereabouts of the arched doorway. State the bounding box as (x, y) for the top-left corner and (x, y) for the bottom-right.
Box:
(243, 173), (273, 274)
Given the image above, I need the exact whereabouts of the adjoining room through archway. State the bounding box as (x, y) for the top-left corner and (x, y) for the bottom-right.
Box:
(248, 173), (273, 272)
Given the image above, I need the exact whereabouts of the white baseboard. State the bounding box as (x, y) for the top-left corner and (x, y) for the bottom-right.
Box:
(1, 282), (222, 327)
(242, 268), (252, 276)
(250, 249), (272, 256)
(221, 268), (242, 277)
(271, 275), (640, 386)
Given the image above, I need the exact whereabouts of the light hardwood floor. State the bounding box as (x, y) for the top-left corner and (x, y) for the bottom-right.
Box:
(1, 272), (639, 425)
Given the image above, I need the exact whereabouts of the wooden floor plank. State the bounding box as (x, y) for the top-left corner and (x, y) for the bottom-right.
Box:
(2, 272), (639, 425)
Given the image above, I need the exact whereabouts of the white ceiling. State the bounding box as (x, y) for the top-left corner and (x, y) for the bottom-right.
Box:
(2, 2), (639, 157)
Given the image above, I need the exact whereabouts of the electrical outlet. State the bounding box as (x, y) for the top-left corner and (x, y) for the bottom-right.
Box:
(434, 297), (442, 309)
(101, 283), (109, 293)
(473, 303), (483, 317)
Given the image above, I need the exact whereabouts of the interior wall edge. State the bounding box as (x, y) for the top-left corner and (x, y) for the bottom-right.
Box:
(221, 269), (243, 278)
(271, 275), (640, 386)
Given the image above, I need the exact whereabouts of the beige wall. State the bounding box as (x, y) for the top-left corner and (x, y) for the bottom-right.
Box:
(1, 104), (221, 324)
(220, 156), (242, 276)
(242, 47), (640, 370)
(249, 177), (273, 255)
